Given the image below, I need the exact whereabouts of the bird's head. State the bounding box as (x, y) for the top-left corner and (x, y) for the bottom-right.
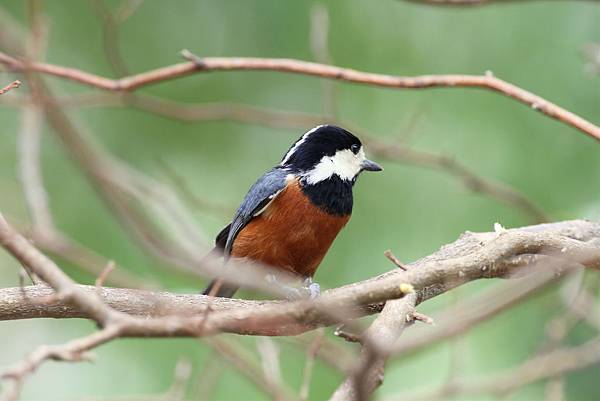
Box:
(279, 125), (382, 184)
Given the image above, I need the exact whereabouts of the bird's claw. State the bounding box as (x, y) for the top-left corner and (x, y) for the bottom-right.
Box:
(303, 277), (321, 299)
(266, 274), (320, 300)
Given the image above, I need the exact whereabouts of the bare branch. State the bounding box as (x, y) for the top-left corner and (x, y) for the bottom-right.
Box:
(1, 50), (599, 141)
(393, 269), (557, 357)
(330, 294), (417, 401)
(26, 226), (154, 289)
(257, 338), (284, 395)
(205, 337), (295, 401)
(0, 214), (118, 324)
(164, 358), (193, 401)
(366, 140), (549, 223)
(299, 331), (324, 401)
(393, 338), (600, 401)
(2, 211), (600, 398)
(0, 94), (549, 223)
(1, 325), (122, 397)
(0, 80), (21, 95)
(2, 219), (600, 328)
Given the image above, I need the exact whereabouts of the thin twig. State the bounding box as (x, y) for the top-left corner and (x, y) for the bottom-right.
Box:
(384, 250), (408, 270)
(163, 358), (192, 401)
(95, 260), (115, 288)
(257, 337), (284, 393)
(0, 80), (21, 95)
(393, 270), (558, 357)
(391, 338), (600, 401)
(0, 92), (549, 223)
(299, 330), (324, 401)
(205, 337), (295, 401)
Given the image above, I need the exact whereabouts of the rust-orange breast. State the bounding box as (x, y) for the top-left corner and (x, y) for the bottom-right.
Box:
(231, 179), (350, 277)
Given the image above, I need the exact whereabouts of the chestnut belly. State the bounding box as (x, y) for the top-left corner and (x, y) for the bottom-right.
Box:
(231, 181), (350, 277)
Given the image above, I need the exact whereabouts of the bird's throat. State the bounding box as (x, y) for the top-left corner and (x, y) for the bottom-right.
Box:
(300, 175), (353, 216)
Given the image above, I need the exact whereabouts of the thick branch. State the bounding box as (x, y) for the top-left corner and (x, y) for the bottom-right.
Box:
(2, 215), (600, 399)
(1, 219), (599, 336)
(1, 51), (599, 141)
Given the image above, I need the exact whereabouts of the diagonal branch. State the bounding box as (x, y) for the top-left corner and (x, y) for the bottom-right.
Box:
(392, 269), (558, 357)
(0, 93), (550, 223)
(393, 337), (600, 401)
(329, 294), (418, 401)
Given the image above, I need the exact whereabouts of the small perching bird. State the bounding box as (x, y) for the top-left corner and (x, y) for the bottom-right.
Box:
(203, 125), (382, 298)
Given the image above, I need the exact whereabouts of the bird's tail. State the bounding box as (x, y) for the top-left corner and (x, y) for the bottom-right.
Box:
(202, 278), (239, 298)
(201, 246), (239, 298)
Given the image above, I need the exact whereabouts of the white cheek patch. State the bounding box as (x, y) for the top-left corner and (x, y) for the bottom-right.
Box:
(304, 148), (365, 184)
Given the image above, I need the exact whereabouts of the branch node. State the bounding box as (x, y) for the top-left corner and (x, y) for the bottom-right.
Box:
(411, 311), (435, 325)
(180, 49), (206, 68)
(95, 260), (116, 289)
(334, 324), (363, 344)
(493, 222), (507, 233)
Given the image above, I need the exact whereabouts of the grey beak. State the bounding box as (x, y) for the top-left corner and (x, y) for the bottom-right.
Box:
(361, 159), (383, 172)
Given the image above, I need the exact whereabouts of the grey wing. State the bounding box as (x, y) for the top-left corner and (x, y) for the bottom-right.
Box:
(224, 168), (288, 258)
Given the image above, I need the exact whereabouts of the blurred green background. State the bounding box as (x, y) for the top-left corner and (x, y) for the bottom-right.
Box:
(1, 1), (599, 400)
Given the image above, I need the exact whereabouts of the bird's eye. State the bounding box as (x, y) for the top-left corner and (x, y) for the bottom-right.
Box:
(350, 144), (360, 154)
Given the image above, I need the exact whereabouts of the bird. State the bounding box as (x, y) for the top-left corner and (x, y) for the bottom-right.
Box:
(203, 124), (382, 298)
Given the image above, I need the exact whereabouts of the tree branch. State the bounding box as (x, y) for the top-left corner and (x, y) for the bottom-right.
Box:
(2, 214), (600, 399)
(1, 50), (599, 141)
(0, 94), (550, 223)
(0, 80), (21, 95)
(393, 338), (600, 401)
(329, 294), (418, 401)
(392, 269), (557, 357)
(1, 219), (599, 330)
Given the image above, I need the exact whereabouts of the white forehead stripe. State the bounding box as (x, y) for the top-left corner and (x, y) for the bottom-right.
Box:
(304, 147), (366, 184)
(281, 125), (325, 165)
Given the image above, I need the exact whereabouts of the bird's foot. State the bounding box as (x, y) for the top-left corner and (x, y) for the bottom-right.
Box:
(266, 274), (303, 300)
(302, 277), (320, 299)
(265, 275), (320, 300)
